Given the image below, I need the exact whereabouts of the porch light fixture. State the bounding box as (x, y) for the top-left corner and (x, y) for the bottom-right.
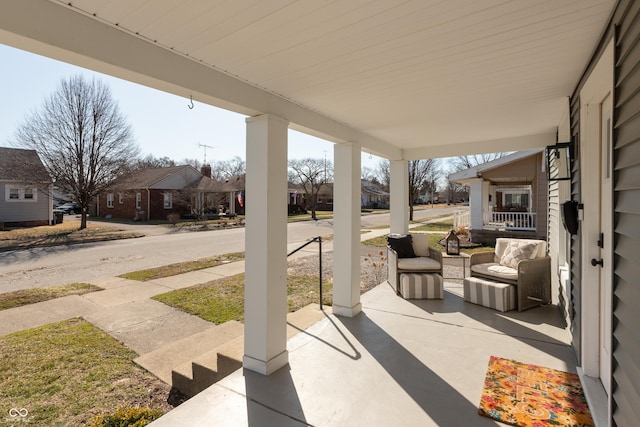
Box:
(545, 141), (572, 181)
(445, 230), (460, 255)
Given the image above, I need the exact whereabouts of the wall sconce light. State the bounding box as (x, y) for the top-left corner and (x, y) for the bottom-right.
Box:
(545, 141), (572, 181)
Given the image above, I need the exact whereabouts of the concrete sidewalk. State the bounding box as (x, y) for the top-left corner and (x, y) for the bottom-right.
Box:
(0, 226), (394, 367)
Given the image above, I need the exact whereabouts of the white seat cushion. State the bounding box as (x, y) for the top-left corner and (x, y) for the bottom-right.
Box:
(470, 262), (518, 281)
(397, 256), (441, 272)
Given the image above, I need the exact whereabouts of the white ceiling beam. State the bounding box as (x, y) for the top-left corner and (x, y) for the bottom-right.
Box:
(403, 133), (555, 159)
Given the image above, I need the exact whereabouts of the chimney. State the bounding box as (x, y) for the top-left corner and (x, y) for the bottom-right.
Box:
(201, 163), (212, 178)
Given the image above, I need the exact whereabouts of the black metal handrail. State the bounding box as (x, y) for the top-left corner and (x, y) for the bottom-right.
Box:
(287, 236), (324, 310)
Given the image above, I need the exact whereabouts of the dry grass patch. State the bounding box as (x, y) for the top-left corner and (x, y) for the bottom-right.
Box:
(0, 283), (102, 311)
(0, 222), (142, 251)
(0, 318), (176, 426)
(120, 252), (245, 281)
(361, 232), (494, 255)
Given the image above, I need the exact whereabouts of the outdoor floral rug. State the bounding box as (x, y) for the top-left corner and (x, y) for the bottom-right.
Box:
(478, 356), (594, 427)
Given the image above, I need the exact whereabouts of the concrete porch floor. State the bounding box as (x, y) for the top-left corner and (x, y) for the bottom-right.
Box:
(150, 281), (576, 426)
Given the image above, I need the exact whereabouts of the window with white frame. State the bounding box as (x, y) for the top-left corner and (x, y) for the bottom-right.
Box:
(118, 193), (124, 204)
(163, 193), (172, 209)
(5, 185), (37, 202)
(136, 192), (141, 209)
(106, 193), (114, 208)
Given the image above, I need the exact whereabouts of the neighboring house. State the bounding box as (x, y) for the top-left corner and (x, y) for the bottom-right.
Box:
(361, 179), (389, 209)
(287, 182), (333, 212)
(97, 165), (220, 220)
(0, 147), (53, 227)
(448, 150), (547, 244)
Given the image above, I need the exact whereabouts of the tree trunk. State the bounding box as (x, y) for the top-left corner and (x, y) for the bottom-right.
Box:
(409, 204), (414, 221)
(79, 212), (87, 230)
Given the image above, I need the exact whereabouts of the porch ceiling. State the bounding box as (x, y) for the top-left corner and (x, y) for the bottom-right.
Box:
(0, 0), (616, 159)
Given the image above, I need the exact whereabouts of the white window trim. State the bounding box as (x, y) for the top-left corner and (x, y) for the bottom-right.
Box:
(164, 192), (173, 209)
(118, 193), (124, 204)
(5, 185), (38, 202)
(106, 193), (114, 208)
(136, 192), (141, 209)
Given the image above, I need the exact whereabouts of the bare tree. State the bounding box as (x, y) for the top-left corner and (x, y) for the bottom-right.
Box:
(136, 154), (176, 169)
(180, 158), (202, 170)
(361, 166), (379, 184)
(374, 158), (441, 220)
(288, 158), (333, 220)
(215, 156), (246, 179)
(376, 159), (390, 190)
(449, 152), (510, 172)
(13, 75), (138, 229)
(409, 159), (441, 220)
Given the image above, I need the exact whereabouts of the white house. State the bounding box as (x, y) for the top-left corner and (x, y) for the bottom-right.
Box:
(0, 147), (53, 227)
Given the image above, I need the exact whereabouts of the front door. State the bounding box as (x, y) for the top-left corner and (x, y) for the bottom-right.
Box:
(598, 94), (613, 394)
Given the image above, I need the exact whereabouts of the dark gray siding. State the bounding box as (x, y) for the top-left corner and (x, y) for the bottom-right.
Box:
(569, 94), (582, 363)
(613, 0), (640, 424)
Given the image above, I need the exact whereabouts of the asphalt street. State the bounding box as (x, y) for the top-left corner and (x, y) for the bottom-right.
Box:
(0, 205), (464, 292)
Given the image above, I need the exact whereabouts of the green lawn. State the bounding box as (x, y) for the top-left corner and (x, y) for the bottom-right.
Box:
(119, 252), (245, 281)
(153, 273), (332, 324)
(0, 318), (173, 426)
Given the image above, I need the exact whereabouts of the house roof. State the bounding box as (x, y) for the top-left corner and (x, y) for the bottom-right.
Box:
(0, 1), (616, 159)
(448, 149), (543, 184)
(117, 165), (198, 189)
(189, 175), (244, 192)
(0, 147), (51, 183)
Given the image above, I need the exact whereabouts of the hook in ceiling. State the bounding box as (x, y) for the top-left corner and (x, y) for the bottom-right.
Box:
(188, 95), (194, 109)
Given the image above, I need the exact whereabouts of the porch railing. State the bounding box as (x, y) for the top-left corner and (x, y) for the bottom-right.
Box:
(453, 210), (470, 229)
(483, 211), (536, 231)
(287, 236), (324, 310)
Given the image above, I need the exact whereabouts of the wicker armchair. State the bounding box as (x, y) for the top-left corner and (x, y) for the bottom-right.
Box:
(387, 234), (443, 295)
(469, 238), (551, 311)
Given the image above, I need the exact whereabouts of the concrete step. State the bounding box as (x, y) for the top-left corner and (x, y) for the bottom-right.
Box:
(172, 304), (326, 397)
(134, 320), (244, 384)
(172, 335), (243, 397)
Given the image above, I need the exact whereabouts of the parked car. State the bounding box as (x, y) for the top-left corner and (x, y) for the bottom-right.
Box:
(54, 203), (82, 214)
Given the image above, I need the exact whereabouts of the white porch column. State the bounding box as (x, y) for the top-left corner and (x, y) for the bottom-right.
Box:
(390, 160), (409, 234)
(469, 178), (484, 230)
(243, 114), (289, 375)
(332, 142), (362, 318)
(228, 192), (236, 215)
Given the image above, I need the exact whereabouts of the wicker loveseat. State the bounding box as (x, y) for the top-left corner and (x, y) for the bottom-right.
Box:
(469, 238), (551, 311)
(387, 234), (443, 296)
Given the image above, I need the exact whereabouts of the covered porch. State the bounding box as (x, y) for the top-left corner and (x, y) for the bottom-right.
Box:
(152, 281), (575, 426)
(0, 1), (624, 425)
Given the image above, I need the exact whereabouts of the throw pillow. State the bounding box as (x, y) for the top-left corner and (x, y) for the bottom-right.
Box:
(411, 234), (430, 257)
(500, 241), (537, 269)
(387, 234), (416, 258)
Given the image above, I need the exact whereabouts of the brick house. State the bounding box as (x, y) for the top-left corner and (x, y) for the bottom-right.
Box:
(97, 165), (205, 220)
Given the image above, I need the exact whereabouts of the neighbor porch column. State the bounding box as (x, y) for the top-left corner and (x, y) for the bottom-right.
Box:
(390, 160), (409, 234)
(469, 178), (484, 229)
(243, 114), (289, 375)
(332, 142), (362, 318)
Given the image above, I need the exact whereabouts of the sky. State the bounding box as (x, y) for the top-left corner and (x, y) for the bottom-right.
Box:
(0, 44), (383, 171)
